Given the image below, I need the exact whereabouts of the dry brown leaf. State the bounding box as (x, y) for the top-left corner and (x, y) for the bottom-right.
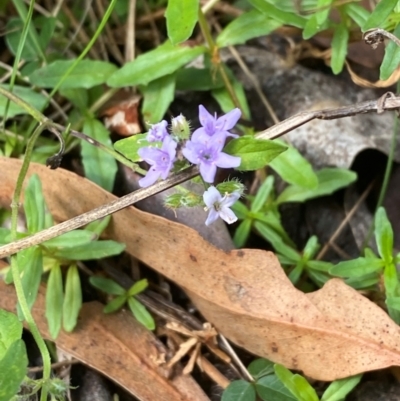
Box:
(0, 282), (209, 401)
(2, 157), (400, 380)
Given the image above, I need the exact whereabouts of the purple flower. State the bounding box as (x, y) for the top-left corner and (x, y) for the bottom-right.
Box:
(147, 120), (168, 142)
(182, 133), (241, 183)
(203, 187), (240, 226)
(191, 105), (241, 143)
(138, 136), (177, 187)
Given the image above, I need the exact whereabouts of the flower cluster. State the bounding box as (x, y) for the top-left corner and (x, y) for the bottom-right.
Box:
(138, 105), (243, 226)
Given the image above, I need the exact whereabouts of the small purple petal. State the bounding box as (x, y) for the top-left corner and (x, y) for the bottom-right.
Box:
(147, 120), (168, 142)
(205, 209), (219, 226)
(218, 207), (238, 224)
(216, 108), (241, 131)
(200, 163), (217, 183)
(203, 186), (221, 207)
(138, 168), (160, 187)
(215, 152), (241, 169)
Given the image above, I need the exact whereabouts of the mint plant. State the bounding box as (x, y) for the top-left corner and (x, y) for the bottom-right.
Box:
(222, 358), (361, 401)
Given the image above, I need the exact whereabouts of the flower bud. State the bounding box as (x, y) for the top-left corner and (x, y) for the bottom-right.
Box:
(216, 180), (245, 197)
(171, 114), (190, 140)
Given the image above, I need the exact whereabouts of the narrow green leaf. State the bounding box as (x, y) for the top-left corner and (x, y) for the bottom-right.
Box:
(273, 365), (298, 399)
(81, 118), (118, 192)
(23, 174), (46, 233)
(0, 309), (23, 360)
(90, 276), (125, 295)
(256, 374), (297, 401)
(251, 176), (274, 213)
(224, 136), (287, 171)
(276, 168), (357, 204)
(308, 270), (331, 287)
(321, 375), (362, 401)
(29, 59), (118, 89)
(0, 84), (47, 118)
(307, 260), (334, 272)
(249, 0), (307, 28)
(288, 262), (304, 284)
(330, 257), (384, 277)
(18, 246), (43, 311)
(302, 236), (319, 260)
(176, 67), (224, 91)
(331, 23), (349, 74)
(303, 14), (324, 40)
(107, 41), (206, 87)
(141, 73), (176, 123)
(53, 240), (125, 261)
(45, 264), (64, 339)
(386, 296), (400, 310)
(165, 0), (199, 44)
(380, 24), (400, 80)
(84, 215), (111, 236)
(231, 200), (249, 220)
(269, 143), (318, 189)
(60, 87), (88, 111)
(254, 221), (300, 262)
(43, 230), (96, 249)
(375, 207), (394, 263)
(63, 265), (82, 332)
(345, 273), (380, 290)
(291, 375), (319, 401)
(248, 358), (274, 380)
(344, 3), (370, 26)
(127, 297), (155, 330)
(217, 10), (282, 47)
(363, 0), (398, 31)
(127, 279), (148, 297)
(315, 0), (333, 25)
(222, 380), (256, 401)
(104, 295), (127, 313)
(0, 339), (28, 401)
(234, 219), (252, 248)
(114, 134), (155, 163)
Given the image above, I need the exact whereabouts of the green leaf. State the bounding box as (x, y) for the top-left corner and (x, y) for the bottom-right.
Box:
(43, 230), (96, 249)
(386, 296), (400, 310)
(60, 87), (88, 111)
(363, 0), (398, 31)
(224, 136), (287, 171)
(249, 0), (307, 28)
(217, 10), (282, 47)
(251, 176), (274, 213)
(345, 273), (380, 290)
(18, 246), (43, 312)
(29, 59), (118, 89)
(291, 375), (319, 401)
(276, 168), (357, 204)
(315, 0), (333, 25)
(234, 219), (252, 248)
(306, 260), (333, 272)
(81, 118), (117, 192)
(176, 67), (224, 91)
(256, 374), (297, 401)
(331, 23), (349, 74)
(344, 3), (370, 27)
(107, 41), (206, 87)
(303, 14), (324, 40)
(222, 380), (256, 401)
(269, 143), (318, 189)
(53, 240), (125, 261)
(24, 174), (46, 233)
(273, 365), (298, 398)
(84, 215), (111, 236)
(45, 264), (64, 339)
(0, 339), (28, 401)
(375, 207), (394, 263)
(321, 375), (362, 401)
(302, 236), (319, 260)
(141, 73), (176, 123)
(104, 295), (127, 313)
(288, 262), (305, 284)
(114, 133), (155, 163)
(231, 200), (249, 220)
(0, 309), (23, 360)
(248, 358), (274, 380)
(127, 297), (155, 330)
(0, 84), (47, 119)
(254, 221), (300, 262)
(127, 279), (148, 297)
(90, 276), (125, 295)
(330, 257), (384, 277)
(380, 24), (400, 80)
(63, 265), (82, 332)
(165, 0), (199, 45)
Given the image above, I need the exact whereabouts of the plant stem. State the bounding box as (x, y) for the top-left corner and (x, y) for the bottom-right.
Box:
(10, 122), (52, 401)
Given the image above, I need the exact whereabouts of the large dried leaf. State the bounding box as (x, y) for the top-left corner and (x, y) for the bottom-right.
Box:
(1, 157), (400, 381)
(0, 282), (209, 401)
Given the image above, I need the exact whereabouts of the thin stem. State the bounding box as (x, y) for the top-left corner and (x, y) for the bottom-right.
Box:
(197, 8), (241, 110)
(10, 122), (52, 401)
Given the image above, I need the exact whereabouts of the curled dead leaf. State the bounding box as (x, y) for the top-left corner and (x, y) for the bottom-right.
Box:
(1, 157), (400, 381)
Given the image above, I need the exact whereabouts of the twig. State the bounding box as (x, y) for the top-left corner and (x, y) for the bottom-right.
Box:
(0, 166), (199, 258)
